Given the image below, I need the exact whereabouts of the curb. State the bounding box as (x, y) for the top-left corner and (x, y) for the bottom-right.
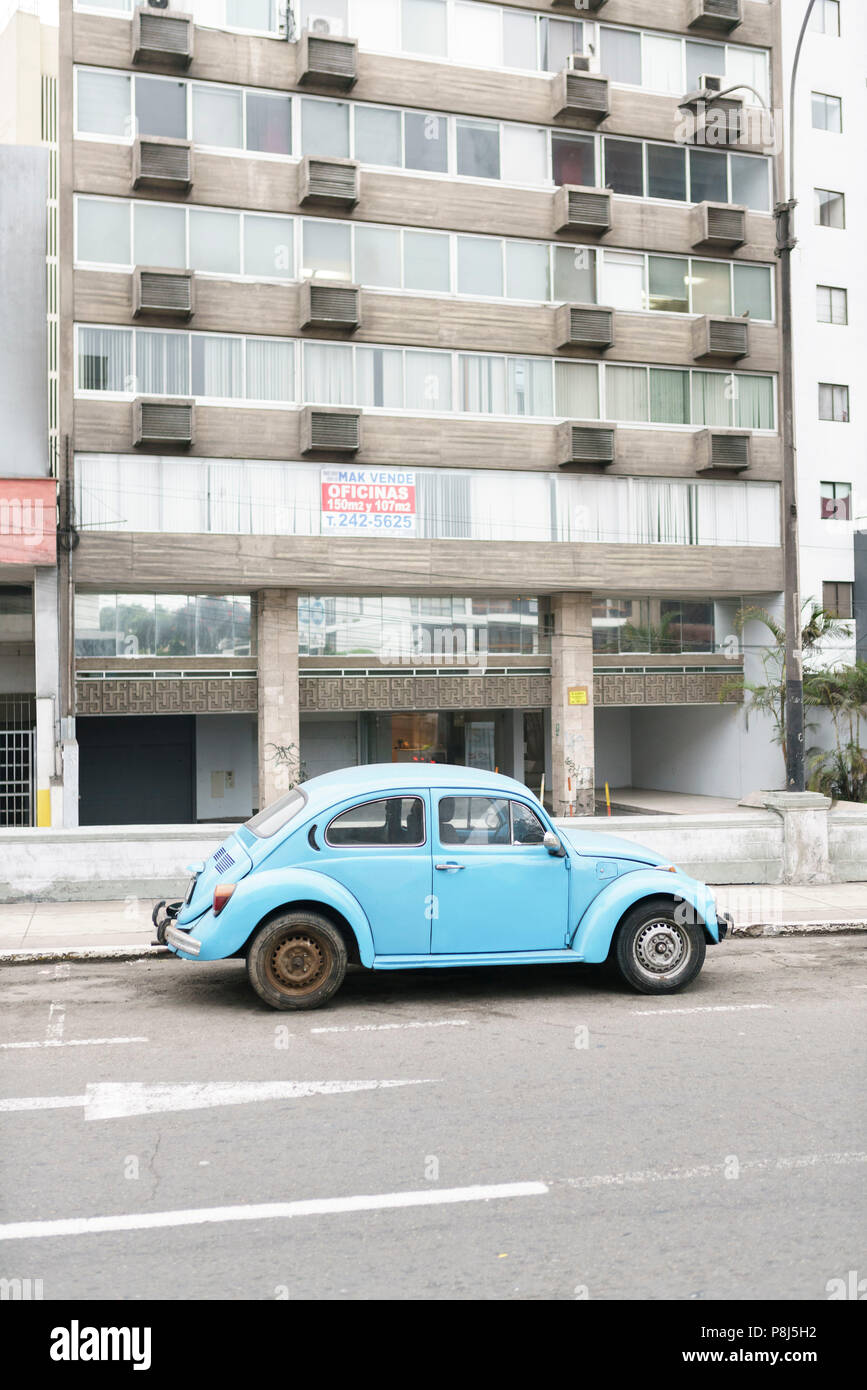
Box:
(1, 922), (866, 964)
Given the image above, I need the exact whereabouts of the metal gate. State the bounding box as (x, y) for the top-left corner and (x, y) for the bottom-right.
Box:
(0, 727), (35, 827)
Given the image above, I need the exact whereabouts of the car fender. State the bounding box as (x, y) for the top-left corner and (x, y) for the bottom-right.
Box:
(571, 870), (720, 962)
(188, 867), (377, 966)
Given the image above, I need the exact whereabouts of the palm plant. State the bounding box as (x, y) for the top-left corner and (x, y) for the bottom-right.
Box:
(805, 660), (867, 803)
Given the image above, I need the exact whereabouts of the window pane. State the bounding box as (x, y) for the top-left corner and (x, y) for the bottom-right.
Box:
(815, 188), (845, 228)
(191, 335), (243, 398)
(507, 358), (552, 417)
(540, 18), (583, 75)
(686, 40), (723, 91)
(328, 796), (424, 846)
(650, 369), (690, 424)
(691, 259), (731, 315)
(607, 365), (648, 422)
(689, 148), (727, 203)
(604, 139), (643, 197)
(692, 371), (731, 427)
(355, 225), (401, 287)
(456, 120), (500, 180)
(304, 342), (353, 403)
(193, 84), (242, 148)
(438, 795), (510, 846)
(243, 214), (294, 279)
(506, 241), (549, 301)
(648, 256), (688, 313)
(136, 330), (188, 395)
(356, 346), (404, 408)
(77, 70), (130, 137)
(511, 801), (545, 844)
(647, 143), (686, 201)
(643, 34), (683, 94)
(730, 155), (770, 212)
(602, 250), (644, 310)
(353, 0), (399, 49)
(133, 202), (186, 268)
(457, 236), (503, 297)
(403, 230), (450, 292)
(555, 361), (599, 418)
(503, 11), (536, 70)
(300, 98), (349, 157)
(227, 0), (275, 29)
(453, 1), (500, 66)
(733, 264), (772, 320)
(735, 375), (774, 429)
(78, 326), (131, 392)
(301, 219), (351, 279)
(136, 76), (186, 139)
(401, 0), (446, 57)
(460, 355), (506, 414)
(77, 198), (130, 265)
(245, 92), (291, 155)
(189, 208), (241, 274)
(726, 45), (770, 105)
(404, 111), (448, 172)
(117, 595), (155, 656)
(155, 595), (195, 656)
(405, 351), (452, 411)
(551, 133), (595, 187)
(501, 125), (547, 185)
(245, 339), (293, 402)
(599, 26), (641, 85)
(553, 245), (596, 303)
(354, 105), (401, 166)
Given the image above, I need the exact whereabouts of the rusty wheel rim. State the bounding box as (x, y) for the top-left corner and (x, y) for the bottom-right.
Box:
(266, 932), (331, 995)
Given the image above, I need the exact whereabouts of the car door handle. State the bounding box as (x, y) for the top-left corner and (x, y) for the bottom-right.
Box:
(435, 862), (466, 872)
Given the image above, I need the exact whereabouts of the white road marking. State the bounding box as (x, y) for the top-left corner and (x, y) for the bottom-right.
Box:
(0, 1182), (550, 1242)
(631, 1003), (774, 1016)
(0, 1037), (148, 1051)
(0, 1078), (435, 1122)
(310, 1020), (469, 1035)
(562, 1151), (867, 1190)
(45, 1002), (65, 1043)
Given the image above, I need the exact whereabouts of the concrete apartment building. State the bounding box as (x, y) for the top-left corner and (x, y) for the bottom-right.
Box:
(10, 0), (798, 825)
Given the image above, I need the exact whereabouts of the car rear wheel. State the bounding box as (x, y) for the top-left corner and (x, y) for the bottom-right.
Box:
(613, 898), (706, 995)
(246, 911), (347, 1010)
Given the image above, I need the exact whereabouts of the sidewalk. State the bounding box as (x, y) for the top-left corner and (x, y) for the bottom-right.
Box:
(0, 884), (865, 962)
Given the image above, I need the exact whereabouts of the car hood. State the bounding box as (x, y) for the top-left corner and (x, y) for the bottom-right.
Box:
(176, 829), (253, 924)
(557, 826), (671, 867)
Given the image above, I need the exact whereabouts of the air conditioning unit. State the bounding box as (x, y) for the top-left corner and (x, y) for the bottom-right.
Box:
(567, 52), (599, 75)
(553, 185), (612, 237)
(133, 267), (194, 319)
(679, 85), (744, 145)
(692, 201), (747, 249)
(558, 421), (616, 468)
(301, 406), (362, 454)
(299, 30), (358, 90)
(132, 136), (193, 191)
(693, 315), (750, 361)
(551, 0), (608, 10)
(299, 156), (359, 209)
(300, 280), (361, 331)
(699, 73), (725, 94)
(133, 397), (195, 448)
(148, 0), (170, 8)
(555, 304), (615, 352)
(307, 12), (345, 36)
(688, 0), (743, 33)
(552, 71), (610, 127)
(132, 6), (193, 69)
(694, 430), (751, 473)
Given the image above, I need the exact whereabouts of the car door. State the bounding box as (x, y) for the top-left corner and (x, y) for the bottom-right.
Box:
(430, 792), (569, 954)
(317, 792), (432, 955)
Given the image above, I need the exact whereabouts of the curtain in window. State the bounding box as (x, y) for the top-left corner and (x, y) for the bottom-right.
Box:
(191, 335), (242, 399)
(650, 369), (690, 425)
(506, 241), (549, 301)
(136, 330), (189, 396)
(507, 358), (552, 417)
(745, 483), (781, 546)
(405, 351), (452, 411)
(556, 474), (624, 542)
(134, 202), (186, 269)
(453, 2), (501, 66)
(192, 84), (242, 149)
(249, 463), (319, 536)
(631, 478), (693, 545)
(189, 209), (241, 275)
(243, 215), (294, 280)
(734, 374), (774, 430)
(303, 342), (353, 403)
(77, 198), (131, 266)
(78, 327), (131, 392)
(691, 260), (731, 316)
(417, 470), (472, 539)
(599, 27), (641, 85)
(555, 361), (599, 419)
(643, 35), (683, 94)
(460, 355), (506, 414)
(457, 236), (503, 297)
(245, 339), (293, 402)
(602, 251), (645, 310)
(74, 455), (127, 532)
(469, 471), (550, 541)
(725, 45), (770, 105)
(160, 459), (207, 533)
(76, 70), (130, 136)
(691, 371), (731, 427)
(356, 347), (404, 408)
(606, 365), (648, 423)
(695, 481), (747, 547)
(500, 126), (548, 185)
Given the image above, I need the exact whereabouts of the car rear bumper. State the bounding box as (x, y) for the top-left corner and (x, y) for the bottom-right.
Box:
(165, 923), (202, 957)
(717, 911), (733, 941)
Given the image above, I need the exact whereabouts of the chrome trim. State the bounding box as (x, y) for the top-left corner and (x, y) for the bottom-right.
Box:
(166, 923), (201, 957)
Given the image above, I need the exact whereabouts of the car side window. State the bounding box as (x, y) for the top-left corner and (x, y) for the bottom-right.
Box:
(510, 800), (546, 845)
(325, 796), (425, 848)
(438, 796), (511, 846)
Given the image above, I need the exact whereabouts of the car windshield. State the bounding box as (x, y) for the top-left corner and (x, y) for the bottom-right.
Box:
(246, 787), (307, 839)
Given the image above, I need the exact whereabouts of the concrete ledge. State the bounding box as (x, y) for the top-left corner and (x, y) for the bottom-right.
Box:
(556, 810), (783, 884)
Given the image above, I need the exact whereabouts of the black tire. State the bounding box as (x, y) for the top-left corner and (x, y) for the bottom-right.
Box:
(246, 911), (348, 1011)
(613, 897), (706, 995)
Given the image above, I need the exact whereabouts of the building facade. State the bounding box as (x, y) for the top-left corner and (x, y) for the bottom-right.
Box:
(52, 0), (793, 824)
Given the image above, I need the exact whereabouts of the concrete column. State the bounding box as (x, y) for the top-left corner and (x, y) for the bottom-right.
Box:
(257, 588), (299, 812)
(550, 592), (595, 817)
(760, 791), (832, 885)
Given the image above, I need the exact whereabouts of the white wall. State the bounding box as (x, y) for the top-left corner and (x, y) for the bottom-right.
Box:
(594, 708), (632, 788)
(629, 703), (784, 800)
(194, 714), (256, 821)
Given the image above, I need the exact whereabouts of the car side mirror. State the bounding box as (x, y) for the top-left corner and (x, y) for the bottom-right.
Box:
(543, 830), (566, 857)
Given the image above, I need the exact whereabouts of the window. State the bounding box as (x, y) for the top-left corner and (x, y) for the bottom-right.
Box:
(819, 383), (850, 422)
(193, 84), (242, 148)
(245, 92), (292, 155)
(691, 260), (731, 316)
(817, 286), (847, 324)
(604, 139), (644, 197)
(501, 125), (547, 185)
(456, 119), (500, 180)
(600, 26), (642, 85)
(136, 76), (186, 139)
(648, 257), (688, 314)
(539, 16), (583, 73)
(812, 93), (842, 132)
(729, 154), (769, 212)
(77, 326), (131, 392)
(647, 143), (686, 202)
(457, 236), (503, 297)
(77, 198), (130, 265)
(438, 795), (510, 846)
(820, 482), (851, 521)
(402, 0), (446, 57)
(403, 231), (450, 292)
(689, 148), (727, 204)
(603, 251), (645, 310)
(134, 201), (185, 268)
(326, 796), (425, 846)
(247, 788), (306, 839)
(355, 106), (401, 167)
(815, 189), (845, 228)
(189, 208), (241, 275)
(77, 69), (130, 137)
(650, 369), (690, 425)
(244, 215), (294, 280)
(809, 1), (841, 36)
(553, 245), (596, 303)
(301, 219), (351, 279)
(606, 366), (649, 422)
(551, 132), (595, 188)
(733, 264), (772, 321)
(822, 583), (853, 620)
(355, 225), (401, 288)
(404, 111), (448, 172)
(506, 241), (549, 301)
(510, 801), (546, 846)
(301, 98), (349, 158)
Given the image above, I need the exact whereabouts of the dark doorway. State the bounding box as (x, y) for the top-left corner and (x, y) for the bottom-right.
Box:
(78, 716), (195, 825)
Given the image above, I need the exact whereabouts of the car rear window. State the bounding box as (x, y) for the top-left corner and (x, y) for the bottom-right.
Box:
(246, 787), (307, 839)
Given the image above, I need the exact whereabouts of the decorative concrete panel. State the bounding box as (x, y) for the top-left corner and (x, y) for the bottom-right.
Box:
(75, 679), (258, 715)
(300, 675), (552, 712)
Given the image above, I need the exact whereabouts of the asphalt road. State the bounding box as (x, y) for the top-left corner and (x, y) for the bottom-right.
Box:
(1, 935), (865, 1301)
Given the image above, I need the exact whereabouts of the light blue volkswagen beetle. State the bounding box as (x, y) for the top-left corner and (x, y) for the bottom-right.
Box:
(153, 764), (729, 1010)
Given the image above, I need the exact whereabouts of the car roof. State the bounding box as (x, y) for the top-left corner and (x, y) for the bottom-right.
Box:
(299, 763), (538, 811)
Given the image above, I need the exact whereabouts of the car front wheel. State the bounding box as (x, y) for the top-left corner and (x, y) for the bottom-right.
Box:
(613, 898), (706, 995)
(246, 911), (347, 1010)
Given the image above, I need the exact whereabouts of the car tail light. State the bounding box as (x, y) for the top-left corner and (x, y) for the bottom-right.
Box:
(213, 883), (237, 916)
